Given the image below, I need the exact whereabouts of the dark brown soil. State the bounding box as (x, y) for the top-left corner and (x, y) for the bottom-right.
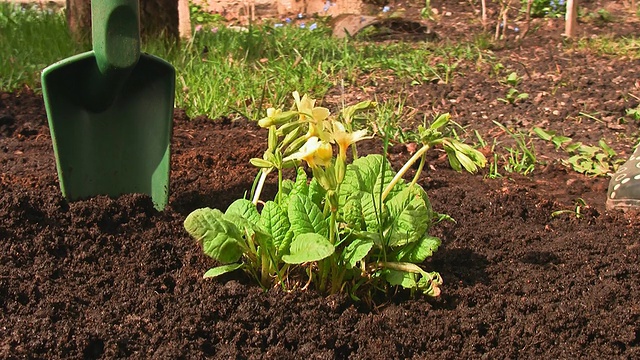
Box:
(2, 1), (640, 359)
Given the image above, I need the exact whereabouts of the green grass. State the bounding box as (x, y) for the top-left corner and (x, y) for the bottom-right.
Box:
(0, 4), (491, 120)
(571, 35), (640, 59)
(0, 4), (88, 91)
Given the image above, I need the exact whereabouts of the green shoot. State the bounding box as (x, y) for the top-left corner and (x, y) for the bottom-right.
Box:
(494, 121), (537, 175)
(551, 198), (588, 219)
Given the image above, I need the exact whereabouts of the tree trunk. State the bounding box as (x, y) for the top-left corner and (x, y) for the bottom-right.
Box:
(140, 0), (179, 39)
(66, 0), (91, 42)
(67, 0), (179, 42)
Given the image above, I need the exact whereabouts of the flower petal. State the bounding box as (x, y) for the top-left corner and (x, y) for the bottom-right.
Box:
(312, 107), (330, 122)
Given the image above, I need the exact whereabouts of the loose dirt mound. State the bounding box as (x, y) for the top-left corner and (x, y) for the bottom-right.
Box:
(2, 0), (640, 358)
(1, 87), (639, 358)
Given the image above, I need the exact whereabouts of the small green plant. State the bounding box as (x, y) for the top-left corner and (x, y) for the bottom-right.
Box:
(491, 62), (506, 78)
(503, 71), (522, 87)
(498, 88), (530, 104)
(495, 121), (537, 175)
(532, 126), (571, 149)
(564, 140), (622, 176)
(626, 94), (640, 120)
(551, 198), (588, 219)
(420, 0), (435, 21)
(626, 107), (640, 121)
(487, 153), (503, 179)
(498, 72), (529, 104)
(533, 127), (623, 176)
(184, 93), (486, 301)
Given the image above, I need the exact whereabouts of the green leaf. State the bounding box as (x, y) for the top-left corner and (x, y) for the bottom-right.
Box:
(393, 235), (441, 262)
(308, 177), (326, 208)
(532, 127), (554, 141)
(429, 113), (450, 130)
(184, 208), (244, 264)
(259, 201), (292, 254)
(384, 262), (435, 291)
(339, 154), (400, 207)
(446, 140), (486, 172)
(203, 263), (244, 278)
(288, 194), (328, 237)
(226, 199), (260, 225)
(287, 195), (329, 236)
(385, 186), (431, 247)
(342, 238), (374, 269)
(343, 191), (385, 233)
(291, 167), (309, 198)
(455, 151), (478, 173)
(578, 145), (600, 157)
(416, 271), (442, 297)
(341, 195), (365, 230)
(444, 146), (462, 171)
(565, 142), (582, 153)
(552, 136), (572, 149)
(599, 139), (617, 157)
(386, 270), (417, 289)
(281, 233), (335, 264)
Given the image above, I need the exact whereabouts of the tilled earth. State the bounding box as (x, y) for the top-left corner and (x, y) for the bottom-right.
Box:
(2, 1), (640, 359)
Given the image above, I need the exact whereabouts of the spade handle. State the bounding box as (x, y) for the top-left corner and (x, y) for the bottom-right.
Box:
(91, 0), (141, 74)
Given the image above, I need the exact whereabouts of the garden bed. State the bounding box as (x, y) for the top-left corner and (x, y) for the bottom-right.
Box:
(2, 0), (640, 358)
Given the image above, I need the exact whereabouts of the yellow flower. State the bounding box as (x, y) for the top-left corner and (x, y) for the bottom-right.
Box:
(292, 91), (330, 140)
(331, 121), (371, 159)
(283, 136), (333, 168)
(257, 108), (299, 128)
(257, 108), (281, 128)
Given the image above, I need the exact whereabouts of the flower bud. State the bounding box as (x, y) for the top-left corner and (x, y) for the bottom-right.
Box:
(250, 158), (275, 168)
(268, 126), (278, 152)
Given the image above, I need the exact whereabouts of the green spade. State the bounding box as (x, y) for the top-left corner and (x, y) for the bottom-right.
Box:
(42, 0), (175, 210)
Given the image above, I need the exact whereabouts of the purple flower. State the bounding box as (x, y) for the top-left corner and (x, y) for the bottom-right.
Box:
(297, 13), (304, 19)
(323, 1), (330, 12)
(309, 22), (318, 31)
(382, 6), (390, 13)
(300, 22), (306, 28)
(514, 27), (520, 33)
(274, 23), (284, 28)
(285, 17), (292, 23)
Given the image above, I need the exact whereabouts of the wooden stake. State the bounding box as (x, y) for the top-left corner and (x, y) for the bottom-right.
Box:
(178, 0), (192, 40)
(481, 0), (488, 31)
(565, 0), (578, 38)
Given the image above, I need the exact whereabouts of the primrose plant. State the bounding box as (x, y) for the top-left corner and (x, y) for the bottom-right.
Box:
(184, 92), (487, 300)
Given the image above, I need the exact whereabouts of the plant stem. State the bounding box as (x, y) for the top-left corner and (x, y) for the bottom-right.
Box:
(320, 208), (338, 293)
(252, 169), (269, 205)
(329, 209), (337, 245)
(260, 249), (270, 288)
(409, 152), (427, 188)
(381, 144), (431, 201)
(277, 168), (283, 204)
(375, 261), (423, 273)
